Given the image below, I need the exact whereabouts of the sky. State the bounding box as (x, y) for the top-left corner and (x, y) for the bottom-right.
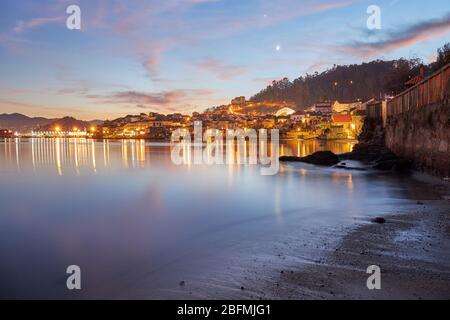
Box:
(0, 0), (449, 120)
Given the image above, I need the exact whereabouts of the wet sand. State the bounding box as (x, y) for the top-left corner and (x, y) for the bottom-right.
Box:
(266, 173), (450, 300)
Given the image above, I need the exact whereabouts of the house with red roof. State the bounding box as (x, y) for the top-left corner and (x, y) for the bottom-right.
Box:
(326, 114), (363, 139)
(331, 114), (352, 123)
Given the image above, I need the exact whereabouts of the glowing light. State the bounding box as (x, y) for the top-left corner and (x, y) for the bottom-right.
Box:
(275, 45), (281, 51)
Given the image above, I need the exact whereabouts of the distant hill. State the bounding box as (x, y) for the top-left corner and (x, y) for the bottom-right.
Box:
(89, 119), (104, 126)
(38, 117), (101, 132)
(0, 113), (104, 133)
(0, 113), (54, 132)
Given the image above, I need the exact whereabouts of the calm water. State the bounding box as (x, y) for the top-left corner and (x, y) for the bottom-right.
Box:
(0, 138), (429, 298)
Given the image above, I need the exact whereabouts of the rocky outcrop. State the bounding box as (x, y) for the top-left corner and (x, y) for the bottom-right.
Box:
(340, 117), (413, 173)
(373, 158), (413, 172)
(280, 151), (340, 166)
(340, 144), (395, 162)
(341, 118), (392, 162)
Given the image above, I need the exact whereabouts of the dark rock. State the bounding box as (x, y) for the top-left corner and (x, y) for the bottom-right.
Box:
(279, 156), (303, 162)
(373, 158), (412, 172)
(179, 281), (185, 286)
(280, 151), (339, 166)
(340, 138), (397, 163)
(371, 217), (386, 224)
(392, 159), (413, 172)
(375, 153), (400, 163)
(240, 286), (245, 290)
(373, 160), (396, 170)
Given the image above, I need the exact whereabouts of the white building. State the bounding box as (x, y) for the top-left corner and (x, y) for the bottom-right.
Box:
(275, 107), (296, 117)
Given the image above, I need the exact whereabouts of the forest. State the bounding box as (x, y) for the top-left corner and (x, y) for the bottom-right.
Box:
(250, 43), (450, 109)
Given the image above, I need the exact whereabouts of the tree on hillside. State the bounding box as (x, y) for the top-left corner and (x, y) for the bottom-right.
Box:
(383, 58), (422, 95)
(250, 60), (397, 108)
(432, 43), (450, 72)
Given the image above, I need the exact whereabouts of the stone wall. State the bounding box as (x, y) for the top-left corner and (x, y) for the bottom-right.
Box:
(385, 101), (450, 177)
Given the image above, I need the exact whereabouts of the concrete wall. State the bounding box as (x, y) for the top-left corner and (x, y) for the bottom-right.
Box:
(385, 101), (450, 177)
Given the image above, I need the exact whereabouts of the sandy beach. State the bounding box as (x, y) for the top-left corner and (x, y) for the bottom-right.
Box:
(265, 173), (450, 300)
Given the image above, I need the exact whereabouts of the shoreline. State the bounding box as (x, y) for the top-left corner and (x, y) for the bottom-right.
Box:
(266, 171), (450, 299)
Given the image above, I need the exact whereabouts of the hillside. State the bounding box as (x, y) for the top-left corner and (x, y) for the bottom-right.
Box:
(250, 60), (410, 109)
(250, 44), (449, 109)
(0, 114), (103, 133)
(0, 113), (54, 132)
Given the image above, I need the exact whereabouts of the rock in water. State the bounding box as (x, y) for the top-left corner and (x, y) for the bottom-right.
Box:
(279, 156), (303, 162)
(371, 217), (386, 224)
(280, 151), (339, 166)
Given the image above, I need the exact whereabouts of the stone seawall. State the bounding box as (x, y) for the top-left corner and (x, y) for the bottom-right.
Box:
(385, 101), (450, 177)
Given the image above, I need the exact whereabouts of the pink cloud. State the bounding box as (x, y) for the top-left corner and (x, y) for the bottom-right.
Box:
(87, 88), (215, 112)
(342, 13), (450, 59)
(13, 16), (65, 33)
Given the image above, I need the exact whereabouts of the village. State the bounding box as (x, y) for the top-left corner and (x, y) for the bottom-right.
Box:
(26, 96), (372, 142)
(95, 96), (368, 141)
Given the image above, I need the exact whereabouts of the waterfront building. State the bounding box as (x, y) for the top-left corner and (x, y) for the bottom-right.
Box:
(291, 110), (305, 122)
(332, 100), (363, 113)
(0, 129), (15, 138)
(312, 102), (332, 114)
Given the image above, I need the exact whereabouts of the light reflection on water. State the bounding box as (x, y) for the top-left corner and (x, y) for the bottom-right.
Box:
(0, 138), (425, 299)
(0, 138), (355, 175)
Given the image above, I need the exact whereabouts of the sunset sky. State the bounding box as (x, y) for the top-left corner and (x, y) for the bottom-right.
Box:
(0, 0), (449, 120)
